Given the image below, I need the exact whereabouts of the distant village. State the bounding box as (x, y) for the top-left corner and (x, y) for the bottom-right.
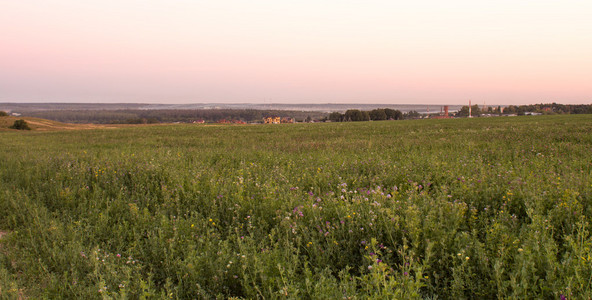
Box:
(1, 102), (590, 125)
(259, 103), (592, 124)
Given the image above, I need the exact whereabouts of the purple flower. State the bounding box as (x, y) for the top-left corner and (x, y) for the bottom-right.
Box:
(292, 206), (303, 217)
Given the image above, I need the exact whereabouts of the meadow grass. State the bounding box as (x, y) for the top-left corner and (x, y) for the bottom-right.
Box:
(1, 115), (591, 299)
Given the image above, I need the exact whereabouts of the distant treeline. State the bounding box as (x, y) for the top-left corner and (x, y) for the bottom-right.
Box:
(20, 103), (592, 124)
(505, 103), (592, 115)
(24, 109), (327, 124)
(456, 103), (592, 117)
(326, 108), (407, 122)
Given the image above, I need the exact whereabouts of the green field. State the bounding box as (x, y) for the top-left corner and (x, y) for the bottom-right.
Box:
(1, 116), (591, 299)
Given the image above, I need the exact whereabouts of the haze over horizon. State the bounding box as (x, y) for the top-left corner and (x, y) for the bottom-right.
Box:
(1, 1), (591, 105)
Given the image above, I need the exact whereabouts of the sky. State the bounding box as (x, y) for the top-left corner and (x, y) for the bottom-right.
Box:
(1, 0), (591, 105)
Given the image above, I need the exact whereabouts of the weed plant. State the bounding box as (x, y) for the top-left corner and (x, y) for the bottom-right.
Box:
(1, 115), (591, 298)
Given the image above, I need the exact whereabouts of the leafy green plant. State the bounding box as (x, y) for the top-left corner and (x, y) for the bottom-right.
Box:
(9, 119), (31, 130)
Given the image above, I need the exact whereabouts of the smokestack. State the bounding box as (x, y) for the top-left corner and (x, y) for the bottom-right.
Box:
(444, 106), (449, 117)
(469, 100), (472, 118)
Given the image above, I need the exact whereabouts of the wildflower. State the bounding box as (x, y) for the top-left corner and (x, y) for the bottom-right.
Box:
(518, 248), (523, 252)
(368, 265), (373, 270)
(465, 256), (470, 260)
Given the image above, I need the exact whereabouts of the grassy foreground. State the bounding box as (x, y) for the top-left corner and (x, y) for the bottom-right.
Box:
(1, 115), (591, 299)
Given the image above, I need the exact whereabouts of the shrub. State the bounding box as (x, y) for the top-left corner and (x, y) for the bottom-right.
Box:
(9, 119), (31, 130)
(0, 111), (8, 117)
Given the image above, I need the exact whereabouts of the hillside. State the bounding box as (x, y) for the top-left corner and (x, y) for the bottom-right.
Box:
(1, 115), (592, 298)
(0, 116), (123, 131)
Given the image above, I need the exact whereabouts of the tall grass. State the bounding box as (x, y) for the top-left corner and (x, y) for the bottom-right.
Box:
(1, 115), (591, 298)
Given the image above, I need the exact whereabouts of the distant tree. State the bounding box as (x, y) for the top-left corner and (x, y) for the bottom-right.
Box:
(455, 105), (481, 117)
(504, 105), (518, 114)
(328, 112), (343, 122)
(344, 110), (361, 121)
(10, 119), (31, 130)
(344, 110), (370, 122)
(369, 109), (387, 121)
(362, 111), (370, 121)
(404, 110), (421, 119)
(305, 115), (312, 123)
(0, 111), (8, 117)
(384, 108), (403, 120)
(471, 105), (482, 117)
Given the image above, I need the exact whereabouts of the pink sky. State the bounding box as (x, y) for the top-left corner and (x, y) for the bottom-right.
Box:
(1, 0), (591, 105)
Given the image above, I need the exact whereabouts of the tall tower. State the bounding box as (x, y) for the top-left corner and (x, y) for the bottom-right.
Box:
(469, 100), (472, 118)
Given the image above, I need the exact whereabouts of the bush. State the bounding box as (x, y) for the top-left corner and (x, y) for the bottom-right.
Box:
(0, 111), (8, 117)
(9, 119), (31, 130)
